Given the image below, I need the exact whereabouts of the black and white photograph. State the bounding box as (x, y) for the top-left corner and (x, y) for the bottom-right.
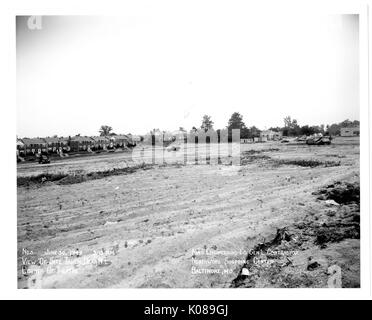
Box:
(0, 0), (371, 301)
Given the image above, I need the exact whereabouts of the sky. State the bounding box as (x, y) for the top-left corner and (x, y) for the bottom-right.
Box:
(16, 13), (359, 138)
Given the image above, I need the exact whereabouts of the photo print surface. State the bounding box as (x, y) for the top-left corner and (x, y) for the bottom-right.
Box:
(17, 14), (360, 289)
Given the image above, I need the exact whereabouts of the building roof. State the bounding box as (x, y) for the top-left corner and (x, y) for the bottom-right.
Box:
(111, 135), (129, 140)
(70, 136), (94, 142)
(91, 136), (109, 142)
(261, 130), (278, 134)
(22, 138), (47, 145)
(16, 140), (24, 147)
(44, 137), (61, 143)
(149, 129), (164, 136)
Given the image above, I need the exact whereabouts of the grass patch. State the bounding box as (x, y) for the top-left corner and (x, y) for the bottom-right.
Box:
(275, 159), (341, 168)
(240, 154), (271, 165)
(17, 173), (68, 187)
(17, 163), (155, 187)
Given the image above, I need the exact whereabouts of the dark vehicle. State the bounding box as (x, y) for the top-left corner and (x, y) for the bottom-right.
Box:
(127, 141), (137, 148)
(38, 154), (50, 164)
(167, 145), (181, 152)
(306, 136), (332, 145)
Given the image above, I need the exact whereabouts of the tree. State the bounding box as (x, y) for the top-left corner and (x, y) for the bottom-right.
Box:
(201, 115), (214, 132)
(283, 116), (300, 136)
(328, 124), (340, 136)
(227, 112), (246, 129)
(284, 116), (292, 128)
(326, 119), (359, 136)
(300, 125), (313, 136)
(99, 125), (113, 136)
(249, 126), (261, 138)
(190, 126), (198, 134)
(269, 127), (281, 132)
(227, 112), (250, 139)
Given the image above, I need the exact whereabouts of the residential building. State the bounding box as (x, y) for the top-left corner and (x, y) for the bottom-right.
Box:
(340, 127), (360, 137)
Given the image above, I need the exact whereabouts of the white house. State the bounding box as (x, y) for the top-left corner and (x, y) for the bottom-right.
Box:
(340, 127), (359, 137)
(260, 130), (282, 140)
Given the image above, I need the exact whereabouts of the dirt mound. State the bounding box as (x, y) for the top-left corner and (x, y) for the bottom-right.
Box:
(231, 180), (360, 288)
(17, 173), (68, 187)
(313, 181), (360, 248)
(313, 182), (359, 204)
(57, 174), (88, 185)
(242, 148), (280, 155)
(231, 227), (302, 288)
(17, 163), (155, 187)
(240, 154), (271, 165)
(239, 154), (341, 168)
(314, 224), (359, 248)
(275, 159), (341, 168)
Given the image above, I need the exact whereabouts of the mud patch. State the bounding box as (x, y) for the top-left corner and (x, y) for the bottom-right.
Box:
(240, 154), (271, 165)
(242, 148), (280, 155)
(275, 159), (341, 168)
(240, 153), (341, 168)
(17, 163), (155, 187)
(17, 173), (68, 187)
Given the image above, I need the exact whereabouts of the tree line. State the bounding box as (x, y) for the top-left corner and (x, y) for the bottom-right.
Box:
(97, 113), (359, 140)
(201, 113), (359, 138)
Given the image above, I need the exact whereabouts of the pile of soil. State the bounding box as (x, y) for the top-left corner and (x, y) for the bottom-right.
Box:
(312, 181), (360, 248)
(231, 180), (360, 288)
(240, 154), (271, 165)
(239, 153), (341, 168)
(242, 148), (280, 155)
(275, 159), (341, 168)
(313, 181), (360, 204)
(17, 162), (186, 187)
(17, 163), (154, 187)
(17, 173), (68, 187)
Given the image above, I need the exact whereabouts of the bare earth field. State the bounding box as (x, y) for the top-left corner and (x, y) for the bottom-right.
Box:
(17, 137), (360, 288)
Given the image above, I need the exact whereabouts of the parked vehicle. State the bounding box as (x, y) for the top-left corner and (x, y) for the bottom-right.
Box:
(38, 154), (50, 164)
(306, 136), (332, 145)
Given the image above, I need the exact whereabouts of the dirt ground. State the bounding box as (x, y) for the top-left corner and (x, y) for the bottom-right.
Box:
(17, 137), (360, 288)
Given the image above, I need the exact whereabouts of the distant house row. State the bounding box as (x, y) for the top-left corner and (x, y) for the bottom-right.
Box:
(16, 134), (142, 156)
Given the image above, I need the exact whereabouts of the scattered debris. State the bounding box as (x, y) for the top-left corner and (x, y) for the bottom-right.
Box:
(241, 268), (250, 276)
(231, 180), (360, 288)
(240, 154), (341, 168)
(104, 221), (118, 226)
(313, 182), (360, 205)
(307, 261), (321, 271)
(167, 145), (181, 152)
(272, 227), (293, 244)
(17, 163), (154, 187)
(240, 154), (271, 165)
(324, 200), (340, 206)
